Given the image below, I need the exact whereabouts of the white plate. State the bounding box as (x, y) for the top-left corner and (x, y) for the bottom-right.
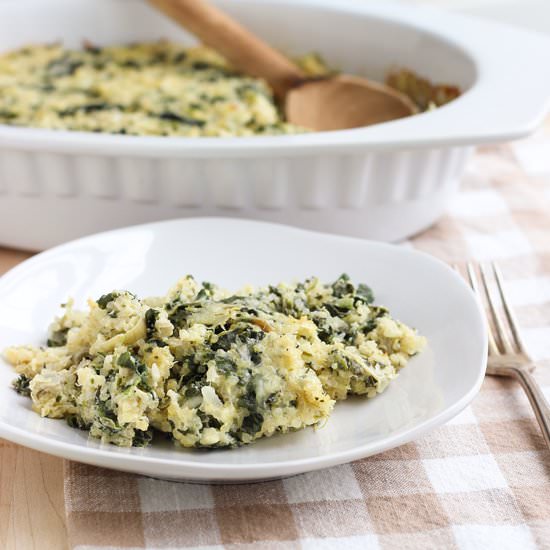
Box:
(0, 218), (487, 482)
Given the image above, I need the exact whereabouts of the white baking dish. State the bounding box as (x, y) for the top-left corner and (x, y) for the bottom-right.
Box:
(0, 0), (549, 250)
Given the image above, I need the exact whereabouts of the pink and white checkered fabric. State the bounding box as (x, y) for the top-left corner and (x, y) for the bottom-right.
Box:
(64, 120), (550, 550)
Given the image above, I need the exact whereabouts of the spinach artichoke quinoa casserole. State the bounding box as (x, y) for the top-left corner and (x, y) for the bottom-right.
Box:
(5, 274), (425, 449)
(0, 41), (328, 136)
(0, 41), (459, 137)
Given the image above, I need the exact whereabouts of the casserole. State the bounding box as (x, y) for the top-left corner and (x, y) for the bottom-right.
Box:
(0, 0), (549, 249)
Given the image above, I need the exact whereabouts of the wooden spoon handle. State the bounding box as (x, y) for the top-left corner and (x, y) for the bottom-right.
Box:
(148, 0), (304, 97)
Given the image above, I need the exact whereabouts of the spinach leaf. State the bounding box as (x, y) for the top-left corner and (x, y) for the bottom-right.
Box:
(47, 327), (69, 347)
(13, 375), (31, 396)
(158, 112), (205, 127)
(215, 356), (236, 375)
(145, 308), (159, 341)
(117, 351), (135, 370)
(59, 103), (117, 117)
(132, 429), (153, 447)
(191, 61), (212, 70)
(331, 273), (354, 298)
(168, 304), (190, 329)
(97, 292), (120, 309)
(0, 110), (17, 120)
(241, 412), (263, 435)
(356, 283), (374, 304)
(66, 414), (90, 430)
(46, 55), (83, 77)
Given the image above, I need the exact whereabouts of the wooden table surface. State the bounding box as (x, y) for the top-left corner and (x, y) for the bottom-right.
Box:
(0, 248), (68, 550)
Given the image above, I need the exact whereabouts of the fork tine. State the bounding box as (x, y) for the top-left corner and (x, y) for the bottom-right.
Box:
(492, 262), (526, 355)
(479, 263), (515, 355)
(466, 263), (500, 356)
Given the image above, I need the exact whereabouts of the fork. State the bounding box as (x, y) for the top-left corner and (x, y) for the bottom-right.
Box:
(459, 262), (550, 449)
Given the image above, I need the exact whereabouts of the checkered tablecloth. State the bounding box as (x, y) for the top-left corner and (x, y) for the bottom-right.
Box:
(64, 120), (550, 550)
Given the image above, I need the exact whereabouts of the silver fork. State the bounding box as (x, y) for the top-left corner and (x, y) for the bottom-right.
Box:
(460, 262), (550, 449)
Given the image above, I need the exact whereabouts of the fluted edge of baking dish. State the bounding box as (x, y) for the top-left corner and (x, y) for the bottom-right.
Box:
(0, 146), (474, 249)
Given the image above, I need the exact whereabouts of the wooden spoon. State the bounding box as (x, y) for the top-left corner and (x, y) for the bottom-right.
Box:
(148, 0), (417, 131)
